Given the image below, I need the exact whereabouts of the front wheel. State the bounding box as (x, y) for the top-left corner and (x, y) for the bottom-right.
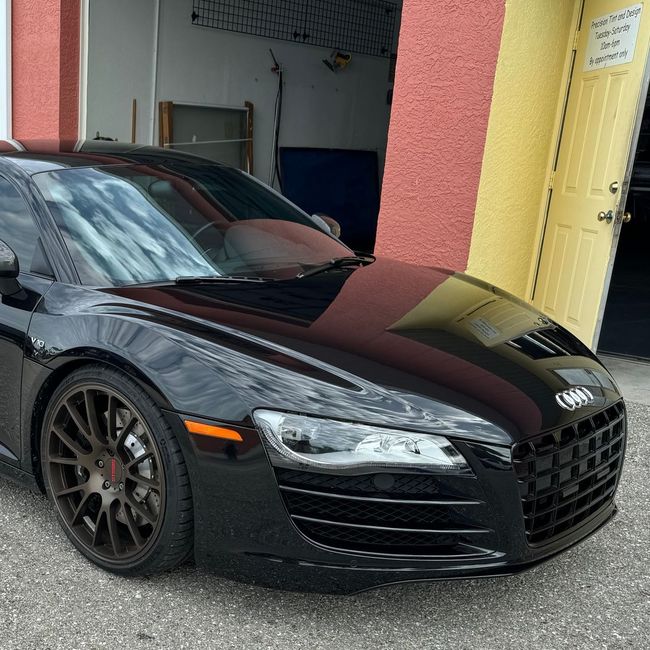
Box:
(41, 365), (193, 574)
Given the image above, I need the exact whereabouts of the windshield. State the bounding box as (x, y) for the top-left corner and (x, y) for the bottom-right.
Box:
(33, 162), (353, 286)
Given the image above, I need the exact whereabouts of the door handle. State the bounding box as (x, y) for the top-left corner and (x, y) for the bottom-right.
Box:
(597, 210), (614, 224)
(622, 212), (632, 223)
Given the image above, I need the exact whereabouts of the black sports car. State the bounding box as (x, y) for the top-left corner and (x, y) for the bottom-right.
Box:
(0, 141), (625, 593)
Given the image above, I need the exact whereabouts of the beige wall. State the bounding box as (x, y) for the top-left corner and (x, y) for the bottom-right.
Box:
(466, 0), (580, 299)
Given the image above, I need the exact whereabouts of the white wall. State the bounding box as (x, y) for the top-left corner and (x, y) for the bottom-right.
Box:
(85, 0), (157, 145)
(85, 0), (395, 185)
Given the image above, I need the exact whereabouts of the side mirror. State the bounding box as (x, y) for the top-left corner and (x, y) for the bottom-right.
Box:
(312, 213), (342, 238)
(0, 240), (21, 296)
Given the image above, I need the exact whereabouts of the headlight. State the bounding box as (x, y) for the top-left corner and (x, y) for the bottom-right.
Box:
(253, 410), (471, 473)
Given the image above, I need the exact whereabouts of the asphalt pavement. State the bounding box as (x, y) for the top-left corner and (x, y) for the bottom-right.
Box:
(0, 403), (648, 650)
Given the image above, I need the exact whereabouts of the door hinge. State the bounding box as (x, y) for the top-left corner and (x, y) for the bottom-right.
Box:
(572, 29), (581, 51)
(548, 170), (556, 190)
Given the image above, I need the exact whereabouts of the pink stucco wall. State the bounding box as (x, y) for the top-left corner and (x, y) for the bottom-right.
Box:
(375, 0), (505, 269)
(12, 0), (80, 139)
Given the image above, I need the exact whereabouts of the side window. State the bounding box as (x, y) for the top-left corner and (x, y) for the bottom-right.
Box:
(0, 176), (39, 273)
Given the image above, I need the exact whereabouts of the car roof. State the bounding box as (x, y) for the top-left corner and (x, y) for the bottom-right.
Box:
(0, 139), (218, 174)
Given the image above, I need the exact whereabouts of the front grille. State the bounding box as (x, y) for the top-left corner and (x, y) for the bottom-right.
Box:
(275, 469), (492, 557)
(512, 401), (626, 545)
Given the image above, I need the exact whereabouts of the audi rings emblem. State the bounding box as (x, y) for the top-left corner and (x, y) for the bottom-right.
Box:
(555, 386), (595, 411)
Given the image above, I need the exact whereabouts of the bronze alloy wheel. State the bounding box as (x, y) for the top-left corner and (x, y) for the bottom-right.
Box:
(43, 384), (166, 563)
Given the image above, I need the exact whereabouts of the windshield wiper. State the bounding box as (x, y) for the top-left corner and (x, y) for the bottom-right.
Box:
(175, 275), (270, 284)
(296, 255), (375, 279)
(121, 275), (270, 288)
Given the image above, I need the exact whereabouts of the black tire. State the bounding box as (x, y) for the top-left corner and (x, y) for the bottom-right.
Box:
(40, 364), (193, 575)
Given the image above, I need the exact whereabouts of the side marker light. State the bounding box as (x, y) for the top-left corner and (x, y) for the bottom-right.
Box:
(184, 420), (243, 442)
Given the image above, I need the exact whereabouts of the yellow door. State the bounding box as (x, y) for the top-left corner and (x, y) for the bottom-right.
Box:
(533, 0), (650, 347)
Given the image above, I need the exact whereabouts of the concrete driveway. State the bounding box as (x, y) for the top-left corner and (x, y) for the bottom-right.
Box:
(1, 403), (648, 650)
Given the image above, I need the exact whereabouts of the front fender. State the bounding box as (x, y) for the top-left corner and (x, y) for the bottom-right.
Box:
(27, 300), (251, 423)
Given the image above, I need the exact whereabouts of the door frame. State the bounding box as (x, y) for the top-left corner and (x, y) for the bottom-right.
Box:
(529, 0), (650, 350)
(0, 0), (11, 139)
(78, 0), (89, 140)
(527, 0), (584, 304)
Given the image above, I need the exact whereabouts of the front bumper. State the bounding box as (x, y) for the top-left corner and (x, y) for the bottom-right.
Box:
(166, 401), (626, 594)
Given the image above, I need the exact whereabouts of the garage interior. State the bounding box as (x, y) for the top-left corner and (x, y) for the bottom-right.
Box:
(83, 0), (402, 254)
(599, 88), (650, 361)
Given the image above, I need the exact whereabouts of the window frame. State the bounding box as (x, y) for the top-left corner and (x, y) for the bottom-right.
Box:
(0, 173), (47, 277)
(0, 159), (80, 285)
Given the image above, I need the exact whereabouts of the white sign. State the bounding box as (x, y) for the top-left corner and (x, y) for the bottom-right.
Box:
(584, 3), (642, 71)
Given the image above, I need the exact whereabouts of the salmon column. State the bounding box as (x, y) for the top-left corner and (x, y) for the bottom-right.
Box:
(375, 0), (505, 269)
(12, 0), (80, 139)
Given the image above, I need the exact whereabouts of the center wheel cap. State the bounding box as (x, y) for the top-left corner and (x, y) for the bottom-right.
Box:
(99, 453), (124, 487)
(108, 457), (124, 484)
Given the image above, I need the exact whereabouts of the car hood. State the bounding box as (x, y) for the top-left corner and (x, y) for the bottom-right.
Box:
(105, 258), (621, 443)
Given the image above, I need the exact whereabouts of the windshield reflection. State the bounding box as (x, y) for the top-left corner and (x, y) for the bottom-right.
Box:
(34, 163), (351, 286)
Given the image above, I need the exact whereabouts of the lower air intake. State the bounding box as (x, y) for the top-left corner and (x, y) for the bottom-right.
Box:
(275, 469), (492, 557)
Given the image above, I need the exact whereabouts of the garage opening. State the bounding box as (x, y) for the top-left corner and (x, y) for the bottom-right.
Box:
(599, 87), (650, 360)
(83, 0), (402, 254)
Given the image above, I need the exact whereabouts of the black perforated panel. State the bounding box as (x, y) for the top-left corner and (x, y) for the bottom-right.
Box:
(191, 0), (398, 58)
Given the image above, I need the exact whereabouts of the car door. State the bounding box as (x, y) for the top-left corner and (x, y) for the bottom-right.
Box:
(0, 175), (54, 465)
